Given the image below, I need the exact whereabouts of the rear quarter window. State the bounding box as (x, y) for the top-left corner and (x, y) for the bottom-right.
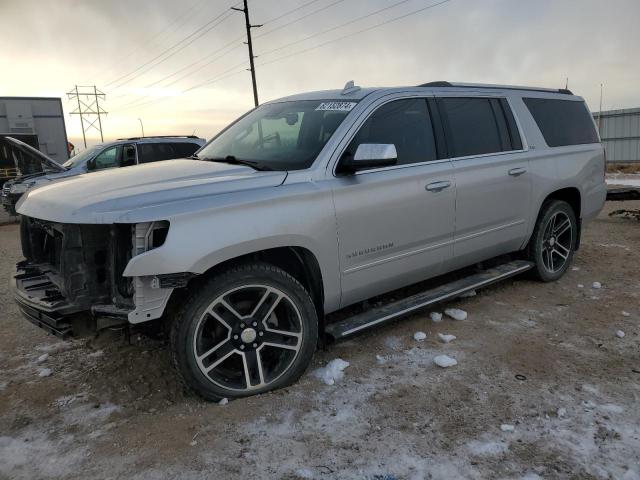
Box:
(171, 142), (201, 157)
(523, 98), (599, 147)
(138, 143), (178, 163)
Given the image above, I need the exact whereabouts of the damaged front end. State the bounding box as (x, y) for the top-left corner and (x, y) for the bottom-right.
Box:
(13, 217), (172, 338)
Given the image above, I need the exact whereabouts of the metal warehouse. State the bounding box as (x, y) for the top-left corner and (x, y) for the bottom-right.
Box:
(0, 97), (70, 168)
(593, 107), (640, 163)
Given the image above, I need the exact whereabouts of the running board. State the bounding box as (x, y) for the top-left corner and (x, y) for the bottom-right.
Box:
(326, 260), (533, 340)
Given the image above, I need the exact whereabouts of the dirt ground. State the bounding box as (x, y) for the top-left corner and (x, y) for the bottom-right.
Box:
(1, 201), (639, 480)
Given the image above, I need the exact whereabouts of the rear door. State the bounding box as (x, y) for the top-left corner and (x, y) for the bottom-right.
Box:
(436, 96), (531, 268)
(331, 97), (456, 307)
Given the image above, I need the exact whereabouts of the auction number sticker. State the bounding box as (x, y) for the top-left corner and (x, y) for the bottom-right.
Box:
(315, 101), (357, 112)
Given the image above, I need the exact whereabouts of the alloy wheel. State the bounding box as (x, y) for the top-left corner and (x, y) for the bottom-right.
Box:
(192, 284), (303, 392)
(540, 211), (573, 273)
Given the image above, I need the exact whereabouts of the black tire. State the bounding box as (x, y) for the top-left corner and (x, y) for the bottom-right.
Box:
(526, 200), (577, 282)
(170, 262), (318, 401)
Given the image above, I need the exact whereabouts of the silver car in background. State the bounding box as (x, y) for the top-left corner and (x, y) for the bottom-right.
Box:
(12, 81), (606, 401)
(1, 135), (205, 213)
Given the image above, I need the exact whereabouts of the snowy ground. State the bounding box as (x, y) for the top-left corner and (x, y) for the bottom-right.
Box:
(606, 173), (640, 188)
(1, 201), (639, 480)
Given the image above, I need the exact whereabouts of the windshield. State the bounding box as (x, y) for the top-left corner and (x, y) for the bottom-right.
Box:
(62, 146), (101, 169)
(197, 100), (357, 171)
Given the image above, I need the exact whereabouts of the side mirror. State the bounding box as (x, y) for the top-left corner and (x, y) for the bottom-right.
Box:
(86, 158), (96, 171)
(341, 144), (397, 173)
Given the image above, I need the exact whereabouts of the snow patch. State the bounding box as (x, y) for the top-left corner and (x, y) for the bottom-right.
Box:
(218, 398), (228, 406)
(438, 333), (456, 344)
(37, 368), (52, 378)
(577, 284), (584, 288)
(557, 407), (567, 418)
(313, 358), (350, 386)
(430, 312), (443, 323)
(599, 403), (624, 414)
(445, 308), (467, 321)
(592, 281), (602, 289)
(500, 424), (515, 432)
(413, 331), (427, 342)
(36, 353), (49, 364)
(467, 439), (508, 456)
(616, 330), (625, 338)
(621, 311), (631, 317)
(433, 355), (457, 368)
(294, 467), (314, 478)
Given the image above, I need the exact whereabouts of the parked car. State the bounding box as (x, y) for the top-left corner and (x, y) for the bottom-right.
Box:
(1, 135), (206, 214)
(12, 81), (605, 401)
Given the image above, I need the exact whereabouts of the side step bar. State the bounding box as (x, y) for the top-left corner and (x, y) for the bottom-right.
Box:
(326, 260), (533, 340)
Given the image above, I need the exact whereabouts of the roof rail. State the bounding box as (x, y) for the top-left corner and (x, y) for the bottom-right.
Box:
(417, 81), (573, 95)
(115, 135), (201, 141)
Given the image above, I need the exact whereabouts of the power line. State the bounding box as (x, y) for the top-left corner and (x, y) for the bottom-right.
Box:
(112, 0), (452, 114)
(110, 0), (335, 108)
(259, 0), (417, 58)
(104, 2), (240, 89)
(254, 0), (347, 40)
(257, 0), (451, 68)
(91, 0), (211, 80)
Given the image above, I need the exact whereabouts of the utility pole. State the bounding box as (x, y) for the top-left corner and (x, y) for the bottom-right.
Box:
(138, 118), (145, 137)
(232, 0), (262, 107)
(67, 85), (107, 147)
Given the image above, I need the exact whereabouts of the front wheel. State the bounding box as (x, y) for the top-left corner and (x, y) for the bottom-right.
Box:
(527, 200), (577, 282)
(170, 262), (318, 401)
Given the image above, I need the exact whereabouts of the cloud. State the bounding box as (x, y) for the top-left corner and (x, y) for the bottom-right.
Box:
(2, 0), (638, 146)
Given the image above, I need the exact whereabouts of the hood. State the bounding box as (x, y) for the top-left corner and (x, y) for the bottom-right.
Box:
(4, 136), (66, 173)
(17, 159), (287, 224)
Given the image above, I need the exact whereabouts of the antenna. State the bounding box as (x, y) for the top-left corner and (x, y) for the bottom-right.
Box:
(341, 80), (361, 95)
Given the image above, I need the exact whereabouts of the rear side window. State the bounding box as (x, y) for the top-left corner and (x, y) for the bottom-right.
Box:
(438, 97), (521, 157)
(138, 143), (178, 164)
(171, 142), (200, 157)
(346, 98), (437, 166)
(523, 98), (599, 147)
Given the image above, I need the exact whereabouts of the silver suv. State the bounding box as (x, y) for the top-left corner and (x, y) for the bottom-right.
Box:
(12, 81), (606, 401)
(2, 135), (205, 214)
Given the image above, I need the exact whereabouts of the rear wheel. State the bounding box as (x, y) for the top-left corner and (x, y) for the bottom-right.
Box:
(527, 200), (577, 282)
(170, 262), (318, 401)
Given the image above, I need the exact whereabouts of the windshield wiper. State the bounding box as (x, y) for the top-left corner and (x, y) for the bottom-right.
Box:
(203, 155), (272, 171)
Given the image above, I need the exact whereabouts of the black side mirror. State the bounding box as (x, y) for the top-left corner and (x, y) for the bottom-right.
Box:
(86, 158), (96, 171)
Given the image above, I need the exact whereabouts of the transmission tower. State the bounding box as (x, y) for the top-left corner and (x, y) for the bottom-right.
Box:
(67, 85), (108, 147)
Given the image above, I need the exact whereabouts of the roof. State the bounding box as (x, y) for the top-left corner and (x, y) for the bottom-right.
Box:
(266, 81), (578, 104)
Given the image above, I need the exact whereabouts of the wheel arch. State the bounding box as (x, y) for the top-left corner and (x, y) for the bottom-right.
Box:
(164, 245), (327, 339)
(528, 186), (582, 251)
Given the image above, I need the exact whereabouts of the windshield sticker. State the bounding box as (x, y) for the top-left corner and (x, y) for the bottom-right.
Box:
(315, 102), (357, 112)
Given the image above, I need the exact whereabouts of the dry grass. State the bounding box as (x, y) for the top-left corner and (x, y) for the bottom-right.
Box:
(607, 163), (640, 174)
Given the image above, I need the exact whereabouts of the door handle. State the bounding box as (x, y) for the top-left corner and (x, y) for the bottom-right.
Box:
(425, 180), (451, 192)
(508, 167), (527, 177)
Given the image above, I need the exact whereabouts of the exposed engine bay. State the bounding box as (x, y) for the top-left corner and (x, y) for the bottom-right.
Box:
(14, 217), (169, 337)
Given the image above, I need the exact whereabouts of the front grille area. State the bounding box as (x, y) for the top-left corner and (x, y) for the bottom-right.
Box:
(18, 217), (135, 312)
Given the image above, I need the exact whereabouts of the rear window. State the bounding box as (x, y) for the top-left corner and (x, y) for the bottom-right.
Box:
(138, 143), (178, 164)
(523, 98), (599, 147)
(438, 98), (522, 158)
(171, 142), (201, 158)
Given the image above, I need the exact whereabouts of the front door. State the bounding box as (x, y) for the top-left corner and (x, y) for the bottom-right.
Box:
(331, 98), (456, 308)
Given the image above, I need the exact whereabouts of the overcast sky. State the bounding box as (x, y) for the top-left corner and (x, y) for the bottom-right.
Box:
(2, 0), (638, 148)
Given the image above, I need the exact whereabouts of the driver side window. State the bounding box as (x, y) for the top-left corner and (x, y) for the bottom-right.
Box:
(93, 146), (120, 170)
(346, 98), (437, 166)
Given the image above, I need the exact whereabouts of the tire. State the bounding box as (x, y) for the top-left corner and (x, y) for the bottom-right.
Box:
(170, 262), (318, 401)
(526, 200), (577, 282)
